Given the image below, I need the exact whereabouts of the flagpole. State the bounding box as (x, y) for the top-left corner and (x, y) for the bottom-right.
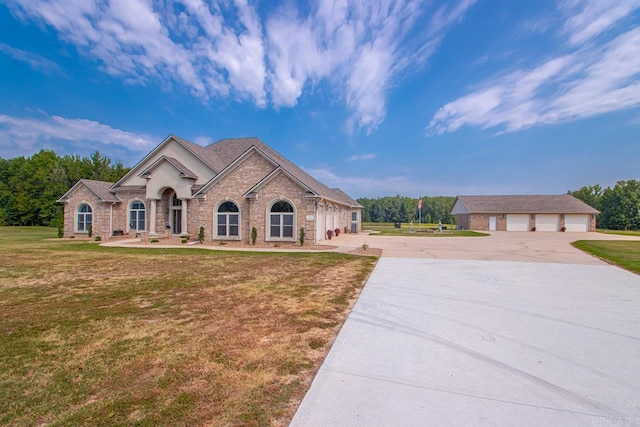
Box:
(418, 196), (422, 232)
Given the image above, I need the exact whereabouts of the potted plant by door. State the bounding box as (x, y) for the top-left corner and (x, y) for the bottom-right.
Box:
(327, 229), (334, 239)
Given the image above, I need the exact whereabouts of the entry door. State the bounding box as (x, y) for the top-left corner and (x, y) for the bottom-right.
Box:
(172, 209), (182, 234)
(489, 216), (497, 231)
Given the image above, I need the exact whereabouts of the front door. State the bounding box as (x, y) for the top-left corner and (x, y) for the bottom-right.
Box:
(172, 209), (182, 235)
(489, 216), (497, 231)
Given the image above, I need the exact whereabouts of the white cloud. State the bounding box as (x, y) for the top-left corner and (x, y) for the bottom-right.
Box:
(428, 1), (640, 136)
(8, 0), (475, 133)
(0, 42), (64, 74)
(0, 112), (156, 158)
(347, 153), (376, 161)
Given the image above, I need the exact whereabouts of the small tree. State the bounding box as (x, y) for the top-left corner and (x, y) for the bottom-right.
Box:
(299, 227), (305, 246)
(57, 226), (63, 238)
(198, 226), (205, 243)
(251, 226), (257, 245)
(88, 224), (93, 238)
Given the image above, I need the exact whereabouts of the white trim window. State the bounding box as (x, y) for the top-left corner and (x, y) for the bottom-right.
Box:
(77, 203), (92, 232)
(170, 192), (182, 235)
(269, 200), (295, 240)
(217, 201), (240, 238)
(129, 200), (146, 231)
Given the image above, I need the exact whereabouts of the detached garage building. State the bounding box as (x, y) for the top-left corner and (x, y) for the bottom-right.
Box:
(451, 195), (599, 232)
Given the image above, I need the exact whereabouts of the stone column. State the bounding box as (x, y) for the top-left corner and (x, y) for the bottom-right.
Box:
(149, 199), (157, 234)
(181, 199), (188, 236)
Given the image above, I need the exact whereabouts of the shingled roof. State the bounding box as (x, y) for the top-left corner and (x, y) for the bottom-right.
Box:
(452, 195), (599, 214)
(193, 136), (362, 208)
(57, 179), (120, 203)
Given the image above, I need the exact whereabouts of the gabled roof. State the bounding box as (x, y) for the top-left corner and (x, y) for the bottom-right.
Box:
(139, 155), (198, 179)
(452, 195), (599, 214)
(189, 136), (360, 207)
(57, 179), (120, 203)
(242, 167), (314, 199)
(110, 134), (218, 190)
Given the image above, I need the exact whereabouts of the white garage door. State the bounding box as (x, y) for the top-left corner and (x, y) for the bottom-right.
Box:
(535, 214), (559, 232)
(564, 214), (590, 232)
(507, 214), (530, 231)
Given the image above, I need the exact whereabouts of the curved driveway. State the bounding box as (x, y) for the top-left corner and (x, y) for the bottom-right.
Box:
(292, 232), (640, 426)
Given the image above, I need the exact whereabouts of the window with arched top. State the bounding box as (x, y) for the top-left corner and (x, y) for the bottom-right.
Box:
(217, 201), (240, 238)
(129, 200), (146, 231)
(170, 192), (182, 234)
(269, 200), (294, 240)
(77, 204), (92, 232)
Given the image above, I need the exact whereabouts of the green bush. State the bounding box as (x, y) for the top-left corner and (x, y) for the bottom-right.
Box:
(150, 239), (159, 243)
(57, 226), (63, 238)
(95, 236), (101, 241)
(88, 224), (93, 238)
(299, 227), (305, 246)
(251, 227), (257, 245)
(198, 226), (205, 243)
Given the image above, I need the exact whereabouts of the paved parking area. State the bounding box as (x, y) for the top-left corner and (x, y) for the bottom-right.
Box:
(328, 231), (640, 263)
(292, 235), (640, 426)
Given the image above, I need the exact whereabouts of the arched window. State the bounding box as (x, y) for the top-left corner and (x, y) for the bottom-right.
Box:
(269, 200), (294, 240)
(77, 204), (92, 232)
(129, 200), (146, 231)
(217, 201), (239, 238)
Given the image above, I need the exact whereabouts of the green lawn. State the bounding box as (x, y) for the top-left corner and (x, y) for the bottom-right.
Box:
(362, 222), (488, 237)
(572, 240), (640, 275)
(0, 227), (376, 426)
(597, 229), (640, 237)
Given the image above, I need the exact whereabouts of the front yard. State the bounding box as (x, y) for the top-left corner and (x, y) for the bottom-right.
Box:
(0, 227), (377, 426)
(362, 222), (488, 237)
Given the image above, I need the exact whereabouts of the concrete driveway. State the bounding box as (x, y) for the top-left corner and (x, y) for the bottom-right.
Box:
(328, 230), (640, 263)
(292, 234), (640, 426)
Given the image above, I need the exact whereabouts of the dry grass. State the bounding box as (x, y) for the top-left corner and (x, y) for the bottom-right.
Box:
(0, 227), (377, 426)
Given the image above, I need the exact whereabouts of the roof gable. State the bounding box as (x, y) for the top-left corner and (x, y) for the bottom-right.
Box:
(111, 135), (216, 189)
(57, 179), (119, 203)
(139, 156), (198, 179)
(243, 167), (315, 199)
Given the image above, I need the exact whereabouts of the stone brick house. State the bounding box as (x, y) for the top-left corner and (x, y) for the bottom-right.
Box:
(58, 135), (362, 244)
(451, 195), (599, 232)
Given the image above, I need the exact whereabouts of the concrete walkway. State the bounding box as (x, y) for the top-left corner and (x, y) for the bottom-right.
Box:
(290, 258), (640, 426)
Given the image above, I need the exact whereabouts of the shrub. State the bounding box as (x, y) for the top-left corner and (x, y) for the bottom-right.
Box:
(218, 241), (227, 246)
(334, 228), (340, 237)
(57, 226), (63, 238)
(327, 229), (333, 239)
(181, 238), (188, 244)
(95, 236), (101, 241)
(361, 242), (369, 251)
(299, 227), (305, 246)
(150, 239), (159, 243)
(198, 226), (205, 243)
(88, 224), (93, 238)
(251, 227), (257, 245)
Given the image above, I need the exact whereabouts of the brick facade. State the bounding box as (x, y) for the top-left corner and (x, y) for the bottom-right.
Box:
(59, 137), (361, 244)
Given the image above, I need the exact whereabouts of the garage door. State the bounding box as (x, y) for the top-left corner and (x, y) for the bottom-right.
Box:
(507, 214), (529, 231)
(564, 214), (590, 232)
(535, 214), (559, 232)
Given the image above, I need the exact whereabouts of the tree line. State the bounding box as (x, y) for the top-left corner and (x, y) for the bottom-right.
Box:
(568, 180), (640, 230)
(0, 149), (129, 227)
(357, 195), (456, 224)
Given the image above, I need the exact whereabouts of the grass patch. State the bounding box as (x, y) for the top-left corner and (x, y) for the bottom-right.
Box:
(362, 222), (488, 237)
(572, 240), (640, 275)
(0, 226), (376, 426)
(597, 229), (640, 237)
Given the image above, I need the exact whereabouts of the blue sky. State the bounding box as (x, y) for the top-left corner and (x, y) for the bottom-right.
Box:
(1, 0), (639, 198)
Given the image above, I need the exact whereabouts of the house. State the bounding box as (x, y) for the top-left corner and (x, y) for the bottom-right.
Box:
(58, 135), (362, 244)
(451, 195), (599, 232)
